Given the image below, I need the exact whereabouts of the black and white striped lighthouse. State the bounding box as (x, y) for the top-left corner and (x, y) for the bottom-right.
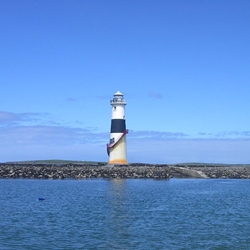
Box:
(107, 91), (128, 165)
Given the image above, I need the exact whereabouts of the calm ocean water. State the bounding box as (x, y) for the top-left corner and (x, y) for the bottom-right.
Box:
(0, 178), (250, 250)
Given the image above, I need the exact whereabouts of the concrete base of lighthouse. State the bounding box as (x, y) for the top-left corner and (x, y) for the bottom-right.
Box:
(108, 136), (128, 165)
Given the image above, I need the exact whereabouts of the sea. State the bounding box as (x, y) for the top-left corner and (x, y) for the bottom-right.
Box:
(0, 178), (250, 250)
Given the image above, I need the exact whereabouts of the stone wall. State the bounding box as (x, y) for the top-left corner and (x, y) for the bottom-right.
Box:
(191, 166), (250, 179)
(175, 165), (250, 179)
(1, 163), (250, 179)
(0, 164), (170, 179)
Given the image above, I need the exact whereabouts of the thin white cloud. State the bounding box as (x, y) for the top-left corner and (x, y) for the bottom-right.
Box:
(1, 124), (250, 163)
(129, 130), (188, 139)
(1, 111), (250, 163)
(127, 138), (250, 164)
(0, 125), (108, 146)
(198, 132), (207, 136)
(148, 92), (163, 99)
(65, 97), (77, 102)
(214, 131), (250, 137)
(97, 95), (110, 99)
(0, 124), (109, 162)
(65, 95), (86, 102)
(0, 111), (50, 126)
(199, 131), (250, 138)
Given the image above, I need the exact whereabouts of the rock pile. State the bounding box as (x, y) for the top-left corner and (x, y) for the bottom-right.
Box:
(176, 165), (250, 179)
(195, 166), (250, 179)
(2, 163), (249, 179)
(0, 164), (170, 179)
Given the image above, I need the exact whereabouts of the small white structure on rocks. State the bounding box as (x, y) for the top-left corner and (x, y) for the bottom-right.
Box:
(107, 91), (128, 165)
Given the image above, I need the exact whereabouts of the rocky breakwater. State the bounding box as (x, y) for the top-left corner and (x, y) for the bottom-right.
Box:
(176, 164), (250, 179)
(0, 164), (170, 179)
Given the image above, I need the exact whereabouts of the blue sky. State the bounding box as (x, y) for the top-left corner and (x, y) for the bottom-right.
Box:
(1, 0), (250, 164)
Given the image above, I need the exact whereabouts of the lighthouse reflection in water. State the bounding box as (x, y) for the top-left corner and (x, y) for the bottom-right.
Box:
(1, 179), (250, 249)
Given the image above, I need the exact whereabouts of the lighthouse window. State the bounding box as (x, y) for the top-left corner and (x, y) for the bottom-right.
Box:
(114, 106), (116, 110)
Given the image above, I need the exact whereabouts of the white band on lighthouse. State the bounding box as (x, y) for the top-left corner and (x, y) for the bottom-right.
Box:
(107, 91), (128, 165)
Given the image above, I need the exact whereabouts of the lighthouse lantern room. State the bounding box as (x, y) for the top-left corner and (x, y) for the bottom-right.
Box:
(107, 91), (128, 165)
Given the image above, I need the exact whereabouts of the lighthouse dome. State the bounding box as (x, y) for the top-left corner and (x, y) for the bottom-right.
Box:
(114, 91), (123, 96)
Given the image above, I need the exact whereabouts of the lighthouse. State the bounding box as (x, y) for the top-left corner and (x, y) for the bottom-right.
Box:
(107, 91), (128, 165)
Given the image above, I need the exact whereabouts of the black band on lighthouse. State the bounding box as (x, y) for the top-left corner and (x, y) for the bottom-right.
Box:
(110, 119), (126, 133)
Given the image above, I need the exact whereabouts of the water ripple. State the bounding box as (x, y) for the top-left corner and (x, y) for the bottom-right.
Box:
(0, 179), (250, 249)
